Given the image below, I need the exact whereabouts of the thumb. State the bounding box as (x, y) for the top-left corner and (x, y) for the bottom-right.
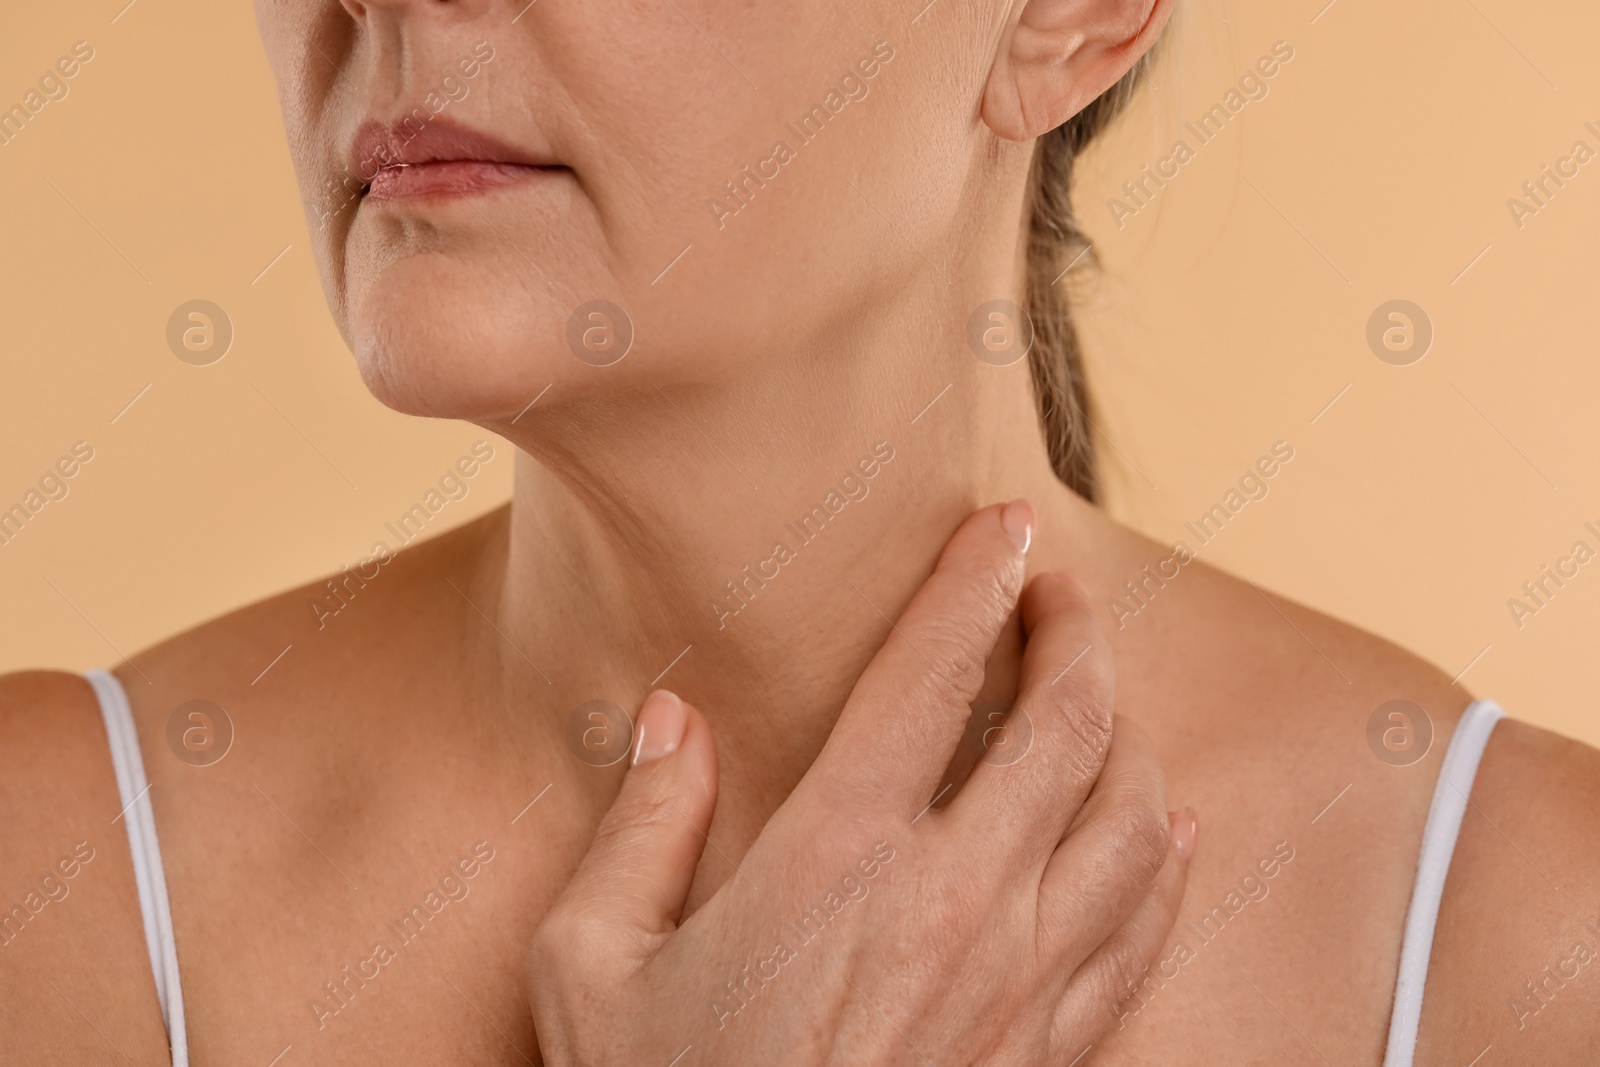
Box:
(562, 689), (719, 952)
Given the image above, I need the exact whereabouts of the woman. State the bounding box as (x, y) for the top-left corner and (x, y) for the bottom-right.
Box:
(4, 0), (1597, 1062)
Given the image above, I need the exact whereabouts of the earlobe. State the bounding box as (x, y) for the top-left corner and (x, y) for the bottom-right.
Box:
(981, 0), (1172, 142)
(980, 60), (1035, 143)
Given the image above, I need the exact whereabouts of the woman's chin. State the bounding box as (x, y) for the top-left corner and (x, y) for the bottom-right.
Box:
(346, 265), (569, 421)
(349, 337), (547, 422)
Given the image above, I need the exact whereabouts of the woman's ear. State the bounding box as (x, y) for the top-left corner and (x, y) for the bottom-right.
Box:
(981, 0), (1174, 142)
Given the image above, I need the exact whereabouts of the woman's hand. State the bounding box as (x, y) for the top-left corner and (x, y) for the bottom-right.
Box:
(527, 502), (1196, 1065)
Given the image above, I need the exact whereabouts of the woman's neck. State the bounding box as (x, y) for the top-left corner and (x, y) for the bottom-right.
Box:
(462, 285), (1131, 839)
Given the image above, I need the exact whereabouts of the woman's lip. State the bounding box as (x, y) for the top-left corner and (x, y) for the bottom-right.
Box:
(364, 159), (563, 201)
(348, 115), (567, 202)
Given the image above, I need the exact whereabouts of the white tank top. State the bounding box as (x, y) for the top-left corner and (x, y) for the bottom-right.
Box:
(85, 668), (1504, 1066)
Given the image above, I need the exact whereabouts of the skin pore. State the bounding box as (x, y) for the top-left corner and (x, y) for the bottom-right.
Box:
(2, 0), (1598, 1064)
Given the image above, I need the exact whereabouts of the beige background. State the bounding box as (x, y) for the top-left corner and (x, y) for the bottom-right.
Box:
(3, 1), (1597, 748)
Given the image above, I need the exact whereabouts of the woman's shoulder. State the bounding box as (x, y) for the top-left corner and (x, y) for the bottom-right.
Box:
(1120, 529), (1600, 1057)
(0, 515), (501, 1053)
(129, 507), (502, 690)
(35, 509), (499, 732)
(0, 510), (498, 863)
(1212, 570), (1600, 1058)
(0, 671), (117, 823)
(0, 670), (176, 1059)
(1417, 715), (1600, 1061)
(0, 669), (125, 833)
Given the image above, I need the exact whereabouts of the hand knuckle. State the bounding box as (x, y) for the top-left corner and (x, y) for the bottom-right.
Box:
(1100, 781), (1170, 880)
(1047, 679), (1113, 776)
(1097, 928), (1154, 1006)
(949, 549), (1018, 610)
(1048, 849), (1124, 934)
(913, 627), (985, 703)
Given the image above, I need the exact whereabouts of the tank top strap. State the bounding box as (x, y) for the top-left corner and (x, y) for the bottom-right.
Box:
(86, 669), (188, 1067)
(1383, 698), (1505, 1066)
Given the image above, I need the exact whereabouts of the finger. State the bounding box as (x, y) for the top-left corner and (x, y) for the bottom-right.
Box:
(942, 571), (1114, 848)
(1051, 809), (1195, 1049)
(1034, 718), (1171, 966)
(549, 690), (719, 958)
(811, 500), (1034, 813)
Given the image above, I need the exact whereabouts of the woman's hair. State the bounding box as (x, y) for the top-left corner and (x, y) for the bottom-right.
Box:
(1024, 59), (1150, 504)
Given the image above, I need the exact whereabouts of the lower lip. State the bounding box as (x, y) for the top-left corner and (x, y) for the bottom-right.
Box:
(364, 160), (561, 201)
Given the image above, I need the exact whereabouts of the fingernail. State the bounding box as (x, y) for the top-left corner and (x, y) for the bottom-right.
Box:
(1170, 808), (1198, 860)
(1001, 499), (1034, 554)
(632, 689), (688, 765)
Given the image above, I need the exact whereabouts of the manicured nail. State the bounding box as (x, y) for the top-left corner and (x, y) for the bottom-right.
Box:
(1170, 808), (1198, 860)
(1001, 499), (1034, 554)
(632, 689), (688, 765)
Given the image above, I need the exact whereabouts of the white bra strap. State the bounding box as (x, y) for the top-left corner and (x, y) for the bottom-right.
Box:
(86, 669), (189, 1067)
(1383, 698), (1505, 1066)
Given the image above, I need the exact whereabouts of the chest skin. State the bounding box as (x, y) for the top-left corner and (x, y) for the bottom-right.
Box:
(122, 675), (1437, 1067)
